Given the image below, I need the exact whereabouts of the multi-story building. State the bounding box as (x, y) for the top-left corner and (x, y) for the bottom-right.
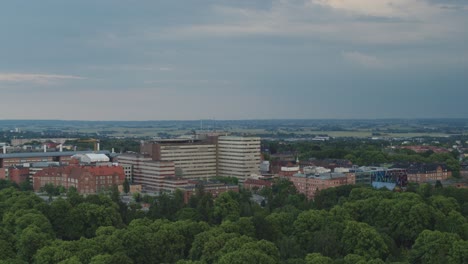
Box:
(117, 153), (189, 193)
(141, 139), (217, 179)
(290, 172), (355, 200)
(216, 136), (261, 181)
(351, 166), (408, 188)
(33, 165), (125, 194)
(140, 136), (262, 182)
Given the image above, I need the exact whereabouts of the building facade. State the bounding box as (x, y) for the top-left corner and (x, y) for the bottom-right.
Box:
(140, 136), (262, 182)
(290, 172), (355, 200)
(182, 181), (239, 203)
(117, 154), (184, 192)
(33, 165), (125, 194)
(216, 136), (261, 181)
(407, 164), (451, 183)
(141, 139), (217, 179)
(0, 150), (112, 175)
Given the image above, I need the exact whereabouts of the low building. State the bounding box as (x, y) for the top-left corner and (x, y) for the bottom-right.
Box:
(118, 184), (142, 194)
(399, 146), (449, 154)
(406, 163), (451, 183)
(278, 165), (300, 177)
(349, 167), (408, 188)
(0, 150), (112, 173)
(33, 165), (125, 194)
(243, 178), (273, 190)
(303, 166), (331, 175)
(299, 159), (353, 171)
(460, 162), (468, 179)
(290, 172), (355, 200)
(182, 181), (239, 203)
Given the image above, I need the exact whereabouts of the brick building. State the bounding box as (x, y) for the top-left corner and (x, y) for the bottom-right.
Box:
(289, 172), (355, 200)
(8, 167), (30, 185)
(182, 181), (239, 203)
(406, 164), (451, 183)
(243, 179), (273, 190)
(33, 165), (125, 194)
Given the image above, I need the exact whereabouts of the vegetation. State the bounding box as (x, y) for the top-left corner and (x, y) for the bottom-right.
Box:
(0, 177), (467, 263)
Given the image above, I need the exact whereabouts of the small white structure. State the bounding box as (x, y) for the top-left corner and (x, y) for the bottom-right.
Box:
(80, 153), (110, 163)
(334, 167), (351, 173)
(303, 166), (331, 175)
(260, 161), (270, 173)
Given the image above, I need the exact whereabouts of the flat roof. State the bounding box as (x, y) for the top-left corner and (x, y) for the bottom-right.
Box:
(0, 150), (111, 159)
(294, 172), (348, 180)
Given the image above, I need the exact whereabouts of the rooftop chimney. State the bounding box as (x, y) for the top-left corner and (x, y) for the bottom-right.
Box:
(43, 145), (47, 153)
(2, 145), (6, 154)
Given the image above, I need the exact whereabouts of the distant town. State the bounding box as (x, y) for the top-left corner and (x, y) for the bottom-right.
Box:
(1, 119), (468, 263)
(1, 119), (467, 202)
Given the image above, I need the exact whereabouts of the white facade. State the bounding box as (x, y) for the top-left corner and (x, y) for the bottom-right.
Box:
(303, 166), (331, 175)
(79, 153), (110, 163)
(159, 144), (217, 179)
(217, 136), (261, 181)
(118, 154), (178, 192)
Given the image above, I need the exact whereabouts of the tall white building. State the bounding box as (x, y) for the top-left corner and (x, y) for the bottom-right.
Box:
(217, 136), (261, 181)
(141, 139), (217, 179)
(138, 136), (262, 182)
(117, 154), (186, 192)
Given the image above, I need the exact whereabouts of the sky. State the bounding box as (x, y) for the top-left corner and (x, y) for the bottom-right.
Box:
(0, 0), (467, 120)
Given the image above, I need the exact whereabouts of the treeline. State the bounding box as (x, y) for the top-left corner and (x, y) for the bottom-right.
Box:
(0, 178), (467, 263)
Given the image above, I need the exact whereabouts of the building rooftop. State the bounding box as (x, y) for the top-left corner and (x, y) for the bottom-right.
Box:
(0, 150), (111, 159)
(218, 136), (261, 140)
(81, 153), (110, 163)
(151, 138), (206, 144)
(293, 172), (348, 180)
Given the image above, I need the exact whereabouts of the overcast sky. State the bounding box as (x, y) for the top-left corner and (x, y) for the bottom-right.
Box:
(0, 0), (467, 120)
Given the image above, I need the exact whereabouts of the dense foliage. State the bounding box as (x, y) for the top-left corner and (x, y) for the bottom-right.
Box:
(0, 178), (467, 264)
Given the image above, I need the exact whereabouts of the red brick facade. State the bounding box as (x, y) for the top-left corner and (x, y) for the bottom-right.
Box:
(9, 167), (30, 185)
(243, 179), (273, 190)
(33, 166), (125, 194)
(289, 173), (355, 200)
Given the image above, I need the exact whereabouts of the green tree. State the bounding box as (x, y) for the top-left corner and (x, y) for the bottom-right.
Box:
(305, 253), (333, 264)
(448, 240), (468, 264)
(213, 192), (240, 223)
(17, 225), (53, 262)
(123, 179), (130, 194)
(341, 221), (388, 260)
(409, 230), (461, 264)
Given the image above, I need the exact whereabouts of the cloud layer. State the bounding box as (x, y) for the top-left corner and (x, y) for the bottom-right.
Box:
(0, 0), (466, 120)
(0, 73), (84, 85)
